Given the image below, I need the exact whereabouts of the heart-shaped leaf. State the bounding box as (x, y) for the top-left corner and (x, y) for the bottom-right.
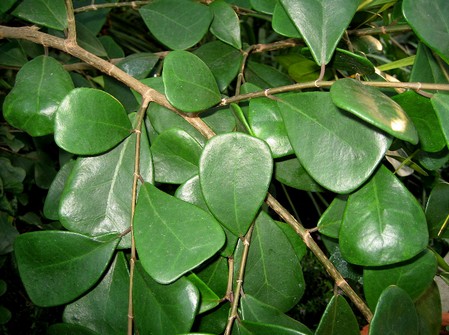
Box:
(279, 92), (391, 194)
(199, 133), (273, 236)
(134, 183), (225, 284)
(3, 56), (74, 136)
(315, 295), (359, 335)
(14, 231), (119, 307)
(63, 252), (129, 335)
(134, 262), (199, 335)
(209, 1), (241, 49)
(425, 182), (449, 238)
(279, 0), (359, 65)
(140, 0), (212, 50)
(363, 250), (437, 310)
(163, 50), (221, 112)
(403, 0), (449, 64)
(431, 93), (449, 148)
(340, 165), (429, 266)
(13, 0), (67, 30)
(331, 78), (418, 144)
(55, 88), (132, 155)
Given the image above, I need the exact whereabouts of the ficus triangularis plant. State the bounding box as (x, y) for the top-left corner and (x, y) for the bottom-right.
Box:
(1, 0), (449, 334)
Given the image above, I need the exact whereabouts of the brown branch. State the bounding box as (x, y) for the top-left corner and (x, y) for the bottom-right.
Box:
(74, 1), (151, 13)
(64, 0), (77, 43)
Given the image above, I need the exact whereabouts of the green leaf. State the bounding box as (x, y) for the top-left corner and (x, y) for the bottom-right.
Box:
(133, 261), (199, 335)
(47, 323), (100, 335)
(0, 212), (19, 255)
(63, 252), (128, 335)
(403, 0), (449, 64)
(163, 50), (221, 112)
(176, 175), (210, 213)
(0, 41), (28, 67)
(250, 0), (276, 14)
(14, 231), (119, 307)
(13, 0), (67, 30)
(340, 165), (428, 266)
(274, 157), (324, 192)
(363, 250), (437, 310)
(279, 92), (391, 194)
(369, 286), (419, 335)
(3, 56), (74, 136)
(415, 282), (442, 335)
(234, 212), (305, 312)
(76, 22), (107, 57)
(74, 0), (118, 36)
(116, 53), (158, 80)
(279, 0), (359, 65)
(209, 1), (241, 49)
(0, 157), (25, 194)
(239, 320), (308, 335)
(151, 128), (202, 184)
(431, 93), (449, 148)
(315, 295), (359, 335)
(0, 0), (16, 14)
(187, 273), (220, 314)
(246, 61), (294, 88)
(0, 305), (11, 325)
(331, 48), (375, 75)
(248, 96), (293, 158)
(134, 183), (225, 284)
(199, 133), (273, 236)
(393, 91), (446, 152)
(241, 295), (313, 334)
(317, 196), (347, 238)
(195, 255), (228, 298)
(331, 78), (418, 144)
(59, 115), (152, 248)
(140, 0), (212, 50)
(272, 3), (301, 38)
(417, 148), (449, 171)
(55, 88), (132, 155)
(425, 182), (449, 238)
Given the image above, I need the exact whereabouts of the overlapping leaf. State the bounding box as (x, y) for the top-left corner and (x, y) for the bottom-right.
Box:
(431, 93), (449, 148)
(209, 1), (241, 49)
(274, 157), (324, 192)
(425, 182), (449, 238)
(12, 0), (67, 30)
(315, 295), (359, 335)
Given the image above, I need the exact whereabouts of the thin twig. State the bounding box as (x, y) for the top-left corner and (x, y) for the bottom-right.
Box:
(348, 24), (411, 36)
(74, 1), (150, 13)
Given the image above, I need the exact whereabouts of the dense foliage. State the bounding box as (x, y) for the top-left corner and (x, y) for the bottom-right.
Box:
(1, 0), (449, 334)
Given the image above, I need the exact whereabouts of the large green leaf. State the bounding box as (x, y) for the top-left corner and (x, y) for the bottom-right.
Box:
(199, 133), (273, 236)
(340, 165), (428, 266)
(279, 92), (391, 194)
(3, 56), (74, 136)
(151, 128), (202, 184)
(431, 93), (449, 148)
(363, 250), (437, 310)
(239, 321), (308, 335)
(134, 262), (199, 335)
(315, 295), (359, 335)
(163, 51), (221, 112)
(14, 231), (119, 307)
(134, 182), (225, 284)
(415, 282), (442, 335)
(331, 79), (418, 144)
(59, 115), (152, 248)
(369, 286), (419, 335)
(63, 252), (128, 335)
(234, 212), (305, 312)
(55, 88), (132, 155)
(279, 0), (359, 65)
(209, 1), (241, 49)
(139, 0), (212, 50)
(425, 182), (449, 238)
(47, 323), (99, 335)
(403, 0), (449, 64)
(12, 0), (67, 30)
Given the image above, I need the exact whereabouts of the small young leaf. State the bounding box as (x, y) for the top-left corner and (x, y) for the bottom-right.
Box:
(14, 231), (119, 307)
(3, 56), (74, 136)
(13, 0), (67, 30)
(315, 295), (359, 335)
(209, 1), (242, 49)
(163, 51), (221, 112)
(55, 88), (132, 155)
(134, 183), (225, 284)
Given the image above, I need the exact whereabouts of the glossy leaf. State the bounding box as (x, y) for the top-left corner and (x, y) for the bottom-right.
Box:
(274, 157), (324, 192)
(116, 53), (159, 80)
(239, 320), (308, 335)
(393, 91), (446, 152)
(403, 0), (449, 64)
(195, 255), (228, 299)
(279, 0), (359, 65)
(209, 1), (241, 49)
(315, 295), (359, 335)
(3, 56), (74, 136)
(163, 51), (221, 112)
(248, 96), (293, 158)
(134, 262), (199, 335)
(13, 0), (67, 30)
(417, 148), (449, 171)
(272, 3), (301, 38)
(279, 92), (391, 194)
(331, 78), (418, 144)
(250, 0), (276, 14)
(234, 212), (305, 312)
(317, 196), (347, 238)
(246, 61), (294, 88)
(14, 231), (119, 307)
(241, 295), (313, 334)
(47, 323), (99, 335)
(431, 93), (449, 148)
(369, 286), (419, 335)
(331, 48), (375, 75)
(415, 282), (442, 335)
(63, 252), (129, 335)
(55, 88), (132, 155)
(134, 183), (225, 284)
(340, 165), (428, 266)
(199, 133), (273, 236)
(59, 115), (152, 248)
(425, 182), (449, 238)
(0, 41), (28, 67)
(187, 273), (220, 314)
(363, 250), (437, 310)
(140, 0), (212, 50)
(152, 128), (202, 184)
(76, 22), (107, 57)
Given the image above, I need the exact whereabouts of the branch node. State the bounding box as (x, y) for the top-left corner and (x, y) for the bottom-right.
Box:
(220, 98), (227, 106)
(264, 88), (270, 97)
